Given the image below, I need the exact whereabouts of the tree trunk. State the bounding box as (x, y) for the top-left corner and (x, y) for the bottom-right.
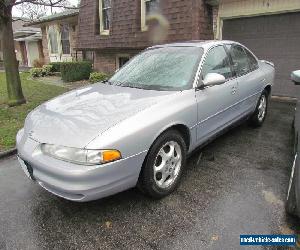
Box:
(1, 7), (26, 106)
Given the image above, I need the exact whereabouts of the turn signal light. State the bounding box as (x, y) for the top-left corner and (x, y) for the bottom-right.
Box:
(102, 150), (122, 163)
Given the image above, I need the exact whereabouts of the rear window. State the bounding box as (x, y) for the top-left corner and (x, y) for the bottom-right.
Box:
(226, 44), (251, 76)
(244, 49), (259, 71)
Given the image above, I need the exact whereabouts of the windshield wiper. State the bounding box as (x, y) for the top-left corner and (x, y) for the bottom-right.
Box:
(105, 81), (174, 91)
(121, 84), (144, 89)
(102, 79), (113, 85)
(142, 85), (173, 90)
(118, 83), (174, 91)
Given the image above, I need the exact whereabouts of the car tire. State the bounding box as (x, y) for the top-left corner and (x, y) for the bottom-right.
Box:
(138, 129), (187, 199)
(249, 90), (268, 127)
(286, 154), (298, 216)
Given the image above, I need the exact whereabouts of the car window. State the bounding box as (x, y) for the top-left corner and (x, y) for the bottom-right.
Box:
(226, 44), (251, 76)
(201, 46), (233, 80)
(244, 48), (258, 71)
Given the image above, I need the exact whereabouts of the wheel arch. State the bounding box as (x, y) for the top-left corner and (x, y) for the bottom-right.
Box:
(140, 123), (191, 168)
(264, 85), (272, 97)
(137, 123), (191, 189)
(167, 124), (190, 150)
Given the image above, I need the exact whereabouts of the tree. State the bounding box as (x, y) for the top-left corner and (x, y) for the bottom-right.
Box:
(15, 0), (72, 21)
(0, 0), (74, 106)
(15, 3), (47, 20)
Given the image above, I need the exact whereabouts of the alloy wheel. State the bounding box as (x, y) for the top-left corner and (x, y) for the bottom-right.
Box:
(153, 141), (182, 189)
(258, 95), (267, 122)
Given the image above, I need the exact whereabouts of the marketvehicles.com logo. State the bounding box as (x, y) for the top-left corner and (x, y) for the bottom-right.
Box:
(240, 235), (296, 246)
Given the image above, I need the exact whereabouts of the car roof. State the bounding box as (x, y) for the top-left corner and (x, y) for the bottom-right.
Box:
(150, 40), (237, 50)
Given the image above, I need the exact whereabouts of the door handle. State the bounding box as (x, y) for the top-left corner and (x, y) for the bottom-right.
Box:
(231, 86), (237, 95)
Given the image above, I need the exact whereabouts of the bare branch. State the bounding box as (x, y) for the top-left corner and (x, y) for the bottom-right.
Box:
(11, 0), (78, 21)
(14, 0), (66, 7)
(14, 2), (47, 20)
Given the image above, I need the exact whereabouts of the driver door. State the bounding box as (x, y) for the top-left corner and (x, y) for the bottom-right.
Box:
(195, 45), (239, 145)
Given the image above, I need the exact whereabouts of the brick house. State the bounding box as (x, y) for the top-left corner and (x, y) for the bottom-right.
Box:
(76, 0), (214, 74)
(27, 9), (79, 64)
(0, 18), (42, 67)
(13, 19), (43, 67)
(0, 19), (40, 67)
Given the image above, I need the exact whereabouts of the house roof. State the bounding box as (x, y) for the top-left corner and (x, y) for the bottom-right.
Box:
(12, 18), (42, 41)
(14, 32), (42, 42)
(14, 27), (40, 35)
(25, 9), (79, 26)
(12, 18), (29, 30)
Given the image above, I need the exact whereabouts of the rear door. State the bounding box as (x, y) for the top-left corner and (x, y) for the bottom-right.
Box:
(195, 45), (239, 145)
(225, 44), (265, 116)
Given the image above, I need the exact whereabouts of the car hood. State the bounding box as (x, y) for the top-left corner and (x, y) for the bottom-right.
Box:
(24, 83), (175, 148)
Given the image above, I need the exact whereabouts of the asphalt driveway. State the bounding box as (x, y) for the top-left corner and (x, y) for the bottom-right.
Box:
(0, 100), (299, 250)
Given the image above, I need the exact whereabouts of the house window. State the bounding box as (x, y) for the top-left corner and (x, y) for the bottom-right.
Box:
(48, 25), (59, 54)
(61, 24), (70, 55)
(99, 0), (111, 35)
(116, 55), (130, 69)
(145, 0), (160, 14)
(83, 51), (94, 62)
(141, 0), (160, 31)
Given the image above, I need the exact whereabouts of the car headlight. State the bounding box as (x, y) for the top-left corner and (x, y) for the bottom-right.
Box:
(40, 144), (121, 165)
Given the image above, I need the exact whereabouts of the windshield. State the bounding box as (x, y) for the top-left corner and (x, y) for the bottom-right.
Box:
(109, 46), (204, 91)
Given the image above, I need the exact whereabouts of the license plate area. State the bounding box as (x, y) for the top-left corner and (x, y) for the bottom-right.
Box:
(17, 156), (35, 180)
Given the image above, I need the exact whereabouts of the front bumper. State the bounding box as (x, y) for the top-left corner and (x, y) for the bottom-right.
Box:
(16, 129), (147, 202)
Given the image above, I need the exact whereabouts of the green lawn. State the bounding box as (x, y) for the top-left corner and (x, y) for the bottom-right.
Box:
(0, 72), (67, 151)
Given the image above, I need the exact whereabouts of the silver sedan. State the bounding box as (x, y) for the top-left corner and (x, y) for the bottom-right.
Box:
(17, 40), (275, 202)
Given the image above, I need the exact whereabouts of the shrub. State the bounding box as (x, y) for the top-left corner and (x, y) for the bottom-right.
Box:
(33, 59), (44, 68)
(49, 62), (63, 72)
(42, 64), (53, 76)
(60, 61), (92, 82)
(89, 72), (109, 83)
(30, 65), (54, 77)
(30, 67), (43, 77)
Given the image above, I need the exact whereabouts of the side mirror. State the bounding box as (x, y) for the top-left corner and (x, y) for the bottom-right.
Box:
(203, 73), (226, 87)
(291, 70), (300, 85)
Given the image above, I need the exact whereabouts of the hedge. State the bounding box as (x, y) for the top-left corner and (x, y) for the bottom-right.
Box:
(49, 62), (63, 72)
(60, 61), (92, 82)
(89, 72), (109, 83)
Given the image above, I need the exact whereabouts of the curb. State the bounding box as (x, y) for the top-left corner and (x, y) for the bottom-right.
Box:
(271, 95), (298, 103)
(0, 148), (17, 160)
